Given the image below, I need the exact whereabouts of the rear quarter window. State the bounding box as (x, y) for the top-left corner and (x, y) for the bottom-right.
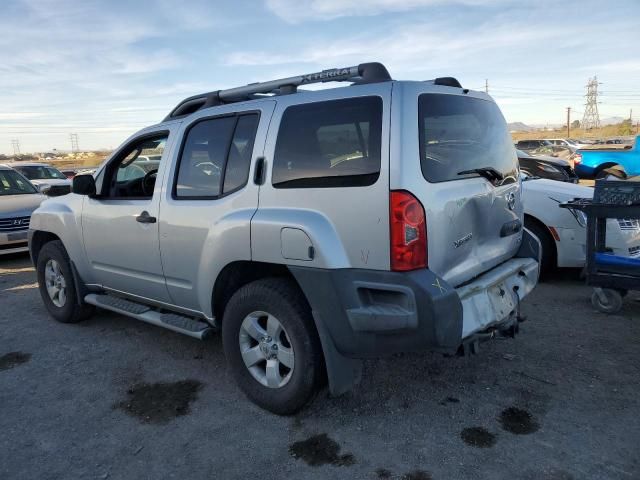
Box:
(272, 96), (382, 188)
(419, 94), (517, 184)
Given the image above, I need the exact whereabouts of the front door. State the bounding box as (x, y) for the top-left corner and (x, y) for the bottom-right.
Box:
(82, 128), (176, 302)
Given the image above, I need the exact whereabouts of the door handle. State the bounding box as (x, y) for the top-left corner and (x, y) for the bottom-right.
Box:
(254, 156), (265, 185)
(136, 211), (157, 224)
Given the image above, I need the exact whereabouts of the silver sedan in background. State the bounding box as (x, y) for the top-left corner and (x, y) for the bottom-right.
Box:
(0, 165), (46, 255)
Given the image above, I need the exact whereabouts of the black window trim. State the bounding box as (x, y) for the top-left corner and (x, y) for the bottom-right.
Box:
(96, 130), (170, 201)
(171, 110), (261, 201)
(271, 95), (383, 190)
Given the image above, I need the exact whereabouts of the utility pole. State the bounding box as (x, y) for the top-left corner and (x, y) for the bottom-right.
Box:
(11, 139), (21, 156)
(566, 107), (571, 138)
(69, 133), (79, 153)
(485, 79), (489, 94)
(582, 76), (601, 131)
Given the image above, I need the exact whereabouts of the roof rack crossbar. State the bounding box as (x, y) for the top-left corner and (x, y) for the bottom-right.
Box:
(164, 62), (391, 121)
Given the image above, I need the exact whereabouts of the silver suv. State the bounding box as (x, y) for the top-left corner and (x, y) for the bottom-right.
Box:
(29, 63), (539, 414)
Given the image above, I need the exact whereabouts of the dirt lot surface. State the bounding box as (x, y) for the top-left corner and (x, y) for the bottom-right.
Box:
(1, 254), (639, 479)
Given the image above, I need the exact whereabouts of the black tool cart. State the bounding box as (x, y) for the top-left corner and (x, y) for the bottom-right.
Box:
(561, 180), (640, 313)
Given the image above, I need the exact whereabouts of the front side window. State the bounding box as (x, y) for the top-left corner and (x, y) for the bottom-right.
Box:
(175, 113), (259, 198)
(272, 96), (382, 188)
(102, 134), (167, 199)
(0, 170), (37, 195)
(419, 94), (517, 184)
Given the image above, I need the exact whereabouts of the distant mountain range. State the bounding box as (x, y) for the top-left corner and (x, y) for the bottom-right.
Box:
(508, 117), (628, 132)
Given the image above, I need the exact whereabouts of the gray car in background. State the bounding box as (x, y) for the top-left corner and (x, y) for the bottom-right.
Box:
(6, 162), (71, 196)
(0, 165), (45, 255)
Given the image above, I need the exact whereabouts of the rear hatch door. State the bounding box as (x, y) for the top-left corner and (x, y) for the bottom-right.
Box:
(392, 84), (522, 286)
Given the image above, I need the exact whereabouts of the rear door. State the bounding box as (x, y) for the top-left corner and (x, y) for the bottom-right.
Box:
(253, 84), (391, 270)
(159, 102), (273, 312)
(392, 84), (521, 287)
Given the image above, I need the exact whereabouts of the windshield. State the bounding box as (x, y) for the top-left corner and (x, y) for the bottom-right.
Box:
(16, 165), (67, 180)
(0, 169), (38, 195)
(419, 94), (518, 184)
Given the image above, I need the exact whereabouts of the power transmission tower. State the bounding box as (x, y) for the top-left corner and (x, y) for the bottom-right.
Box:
(11, 139), (21, 156)
(581, 76), (601, 130)
(69, 133), (79, 153)
(485, 79), (489, 94)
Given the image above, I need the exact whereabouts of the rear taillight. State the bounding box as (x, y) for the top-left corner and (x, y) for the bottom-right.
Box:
(390, 190), (427, 271)
(573, 153), (582, 165)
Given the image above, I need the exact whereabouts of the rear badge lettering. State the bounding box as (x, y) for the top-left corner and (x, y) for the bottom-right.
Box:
(453, 233), (473, 248)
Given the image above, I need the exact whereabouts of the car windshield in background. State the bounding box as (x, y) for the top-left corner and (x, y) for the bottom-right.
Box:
(419, 94), (518, 184)
(0, 170), (38, 195)
(17, 165), (67, 180)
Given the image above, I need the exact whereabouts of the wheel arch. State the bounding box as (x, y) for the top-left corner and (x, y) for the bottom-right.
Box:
(524, 214), (558, 266)
(212, 261), (359, 397)
(212, 261), (300, 325)
(29, 230), (61, 265)
(593, 162), (620, 177)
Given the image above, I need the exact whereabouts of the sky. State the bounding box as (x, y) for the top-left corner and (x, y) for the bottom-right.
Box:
(1, 0), (639, 154)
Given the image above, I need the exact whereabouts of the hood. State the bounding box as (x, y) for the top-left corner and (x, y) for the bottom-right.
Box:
(28, 178), (71, 187)
(524, 154), (570, 167)
(0, 193), (46, 218)
(523, 178), (593, 201)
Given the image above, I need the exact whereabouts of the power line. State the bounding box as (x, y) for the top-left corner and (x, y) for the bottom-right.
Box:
(69, 133), (79, 152)
(10, 139), (21, 155)
(582, 76), (601, 130)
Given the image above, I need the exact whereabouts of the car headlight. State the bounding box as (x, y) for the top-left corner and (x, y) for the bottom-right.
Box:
(537, 163), (561, 173)
(568, 209), (587, 227)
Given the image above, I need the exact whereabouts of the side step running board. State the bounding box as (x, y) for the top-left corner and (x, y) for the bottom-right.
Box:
(84, 293), (214, 340)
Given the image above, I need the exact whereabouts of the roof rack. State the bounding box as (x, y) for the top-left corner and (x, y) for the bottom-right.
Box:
(163, 62), (391, 121)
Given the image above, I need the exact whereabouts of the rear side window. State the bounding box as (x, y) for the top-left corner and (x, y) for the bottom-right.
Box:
(419, 94), (517, 183)
(224, 115), (259, 194)
(272, 96), (382, 188)
(175, 113), (259, 198)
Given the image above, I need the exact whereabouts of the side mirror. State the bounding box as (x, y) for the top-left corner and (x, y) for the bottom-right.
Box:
(72, 174), (96, 196)
(37, 183), (51, 195)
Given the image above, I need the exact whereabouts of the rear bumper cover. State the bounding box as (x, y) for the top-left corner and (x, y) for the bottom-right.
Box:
(290, 256), (538, 358)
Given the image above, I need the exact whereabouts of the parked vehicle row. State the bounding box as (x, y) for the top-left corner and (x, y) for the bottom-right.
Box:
(3, 64), (634, 414)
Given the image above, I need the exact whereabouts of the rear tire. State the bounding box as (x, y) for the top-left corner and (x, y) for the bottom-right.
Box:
(36, 240), (95, 323)
(222, 278), (324, 415)
(524, 218), (556, 279)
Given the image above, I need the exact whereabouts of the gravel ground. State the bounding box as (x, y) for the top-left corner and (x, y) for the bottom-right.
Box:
(1, 253), (639, 480)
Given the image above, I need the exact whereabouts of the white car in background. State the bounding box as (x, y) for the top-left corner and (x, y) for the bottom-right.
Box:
(522, 174), (640, 275)
(5, 162), (71, 195)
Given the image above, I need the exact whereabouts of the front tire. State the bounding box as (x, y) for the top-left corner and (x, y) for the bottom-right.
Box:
(222, 278), (324, 415)
(36, 240), (95, 323)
